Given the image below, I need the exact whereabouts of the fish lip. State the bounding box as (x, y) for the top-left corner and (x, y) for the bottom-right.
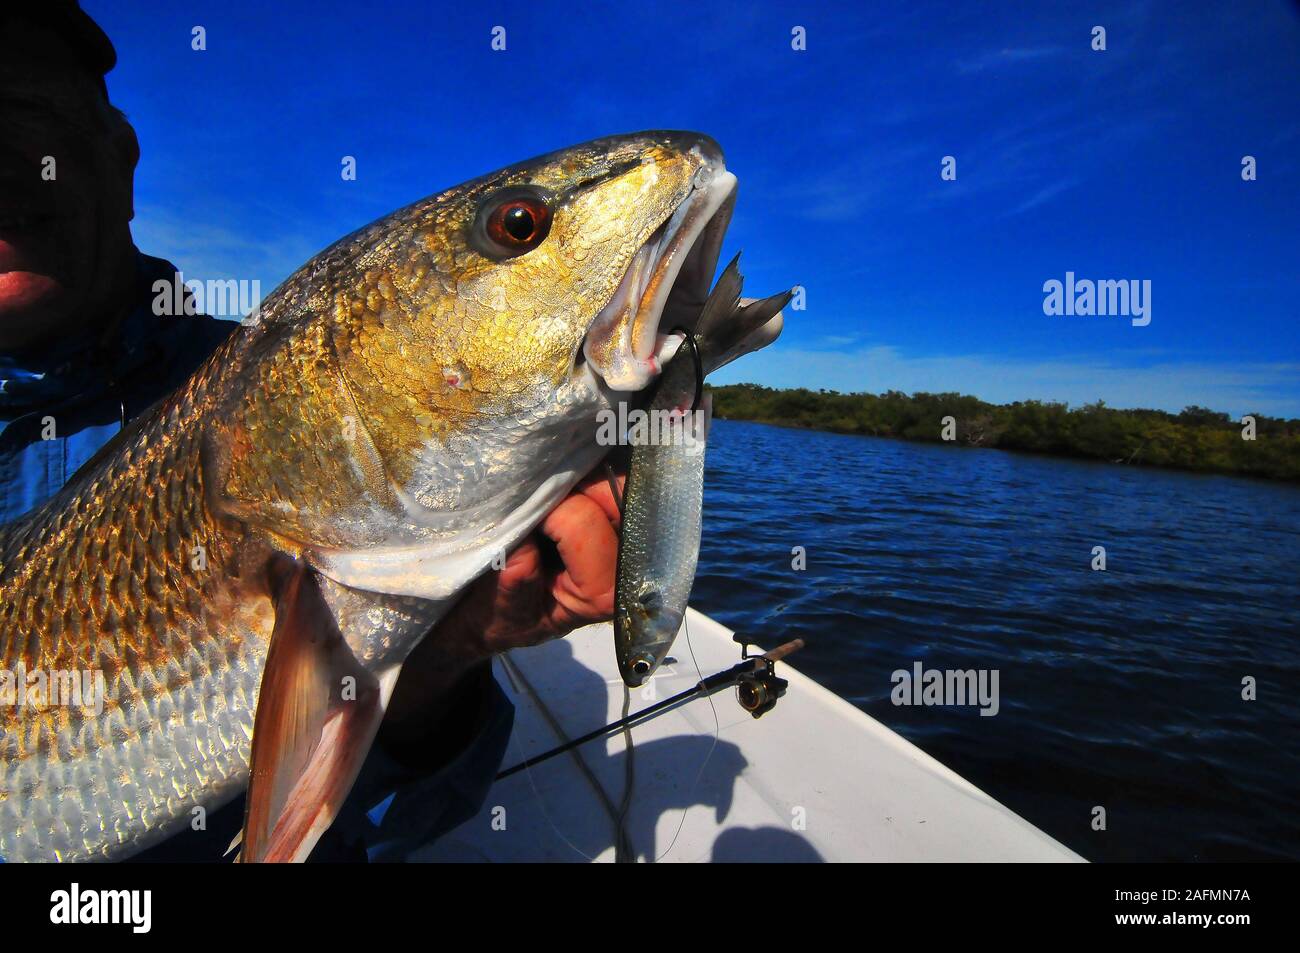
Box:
(632, 165), (736, 356)
(580, 157), (737, 393)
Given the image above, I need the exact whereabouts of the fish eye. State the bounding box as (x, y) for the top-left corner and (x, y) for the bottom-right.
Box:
(472, 186), (553, 258)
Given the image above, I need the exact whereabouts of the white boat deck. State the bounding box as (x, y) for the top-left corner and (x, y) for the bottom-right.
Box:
(419, 608), (1083, 862)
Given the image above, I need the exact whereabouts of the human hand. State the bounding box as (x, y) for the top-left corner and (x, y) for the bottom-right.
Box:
(381, 467), (624, 743)
(458, 466), (625, 655)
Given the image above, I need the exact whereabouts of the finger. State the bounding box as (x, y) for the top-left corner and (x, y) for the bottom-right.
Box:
(539, 492), (619, 617)
(573, 465), (626, 525)
(497, 533), (543, 591)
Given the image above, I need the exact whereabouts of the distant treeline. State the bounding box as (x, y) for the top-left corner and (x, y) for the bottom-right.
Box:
(711, 384), (1300, 482)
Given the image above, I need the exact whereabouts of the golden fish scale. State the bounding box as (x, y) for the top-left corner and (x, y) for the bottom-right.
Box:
(205, 177), (609, 540)
(328, 194), (580, 489)
(0, 133), (710, 860)
(0, 336), (273, 860)
(316, 140), (692, 491)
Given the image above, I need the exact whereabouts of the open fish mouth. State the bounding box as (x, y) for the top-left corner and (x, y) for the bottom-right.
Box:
(580, 141), (737, 393)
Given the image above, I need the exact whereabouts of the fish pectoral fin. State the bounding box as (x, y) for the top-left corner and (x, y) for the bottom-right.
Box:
(239, 555), (383, 863)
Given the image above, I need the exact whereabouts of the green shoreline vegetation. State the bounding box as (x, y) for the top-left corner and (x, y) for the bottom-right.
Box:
(711, 384), (1300, 482)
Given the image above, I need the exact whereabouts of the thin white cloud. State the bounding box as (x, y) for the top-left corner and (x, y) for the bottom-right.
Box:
(1004, 176), (1082, 217)
(814, 334), (863, 348)
(955, 46), (1063, 74)
(132, 204), (321, 291)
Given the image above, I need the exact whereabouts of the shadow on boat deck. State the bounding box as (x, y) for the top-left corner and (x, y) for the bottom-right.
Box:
(493, 638), (826, 863)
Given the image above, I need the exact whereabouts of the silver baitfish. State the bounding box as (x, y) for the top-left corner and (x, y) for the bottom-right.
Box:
(614, 255), (791, 686)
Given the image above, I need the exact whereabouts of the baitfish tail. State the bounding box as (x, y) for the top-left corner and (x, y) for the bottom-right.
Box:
(692, 253), (791, 375)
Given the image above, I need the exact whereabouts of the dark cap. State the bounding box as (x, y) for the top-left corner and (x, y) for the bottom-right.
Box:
(2, 1), (117, 99)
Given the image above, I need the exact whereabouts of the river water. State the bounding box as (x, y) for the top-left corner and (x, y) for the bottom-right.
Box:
(691, 419), (1300, 861)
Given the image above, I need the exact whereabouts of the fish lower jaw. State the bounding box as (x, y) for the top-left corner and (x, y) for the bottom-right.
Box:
(584, 331), (684, 394)
(580, 167), (736, 393)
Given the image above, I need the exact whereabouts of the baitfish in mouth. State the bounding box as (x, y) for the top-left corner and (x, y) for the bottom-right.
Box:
(612, 249), (793, 687)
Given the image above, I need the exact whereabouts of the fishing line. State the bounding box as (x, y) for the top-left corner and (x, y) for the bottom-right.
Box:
(604, 462), (637, 862)
(613, 684), (636, 863)
(653, 611), (720, 863)
(601, 452), (716, 863)
(499, 621), (786, 861)
(506, 332), (715, 863)
(602, 461), (623, 519)
(651, 331), (714, 861)
(499, 654), (606, 863)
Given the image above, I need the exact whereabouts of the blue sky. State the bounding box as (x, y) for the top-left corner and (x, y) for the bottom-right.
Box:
(88, 1), (1300, 416)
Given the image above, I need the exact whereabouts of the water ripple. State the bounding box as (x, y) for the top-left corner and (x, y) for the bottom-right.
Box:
(693, 420), (1300, 861)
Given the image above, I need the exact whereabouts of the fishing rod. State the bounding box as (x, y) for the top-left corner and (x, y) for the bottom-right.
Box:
(495, 637), (805, 781)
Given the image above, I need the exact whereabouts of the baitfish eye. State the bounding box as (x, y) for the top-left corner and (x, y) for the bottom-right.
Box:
(473, 186), (553, 258)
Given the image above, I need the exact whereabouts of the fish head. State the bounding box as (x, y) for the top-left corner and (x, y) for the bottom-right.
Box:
(615, 581), (678, 687)
(213, 132), (750, 601)
(322, 130), (737, 469)
(330, 130), (735, 430)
